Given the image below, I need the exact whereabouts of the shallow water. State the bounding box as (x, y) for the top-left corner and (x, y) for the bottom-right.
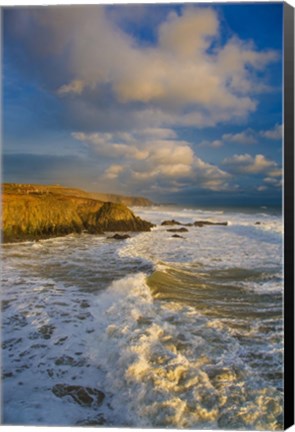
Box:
(2, 206), (283, 429)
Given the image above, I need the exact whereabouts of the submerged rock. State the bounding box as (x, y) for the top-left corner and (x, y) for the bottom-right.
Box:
(194, 220), (228, 227)
(54, 355), (85, 367)
(38, 324), (55, 340)
(108, 233), (131, 240)
(171, 234), (184, 238)
(161, 219), (181, 226)
(76, 415), (106, 426)
(167, 227), (188, 233)
(95, 202), (154, 232)
(52, 384), (105, 407)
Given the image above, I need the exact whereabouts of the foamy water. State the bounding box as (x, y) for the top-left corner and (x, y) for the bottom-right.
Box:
(2, 206), (283, 429)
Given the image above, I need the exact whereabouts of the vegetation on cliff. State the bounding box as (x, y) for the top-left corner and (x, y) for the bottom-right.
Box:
(2, 183), (153, 243)
(95, 202), (153, 232)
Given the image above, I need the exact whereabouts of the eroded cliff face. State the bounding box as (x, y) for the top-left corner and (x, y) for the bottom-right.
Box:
(95, 202), (153, 232)
(2, 184), (153, 243)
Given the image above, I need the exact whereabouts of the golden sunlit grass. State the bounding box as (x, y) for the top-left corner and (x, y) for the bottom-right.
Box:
(2, 183), (153, 242)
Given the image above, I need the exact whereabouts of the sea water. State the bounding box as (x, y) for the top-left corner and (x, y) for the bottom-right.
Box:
(1, 205), (283, 429)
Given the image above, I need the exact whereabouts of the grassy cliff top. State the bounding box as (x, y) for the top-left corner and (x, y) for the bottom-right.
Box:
(2, 183), (153, 243)
(3, 183), (153, 206)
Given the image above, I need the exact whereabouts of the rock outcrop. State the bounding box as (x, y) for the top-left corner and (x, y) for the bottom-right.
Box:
(2, 183), (153, 243)
(52, 384), (105, 407)
(95, 202), (153, 232)
(107, 233), (131, 240)
(167, 227), (188, 233)
(194, 220), (228, 227)
(161, 219), (181, 226)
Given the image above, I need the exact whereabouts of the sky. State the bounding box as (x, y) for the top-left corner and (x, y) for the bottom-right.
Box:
(2, 3), (283, 206)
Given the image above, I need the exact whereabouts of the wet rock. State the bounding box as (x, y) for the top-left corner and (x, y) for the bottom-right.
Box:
(171, 234), (184, 238)
(2, 300), (11, 311)
(194, 220), (228, 227)
(52, 384), (105, 407)
(2, 337), (22, 350)
(54, 355), (85, 367)
(39, 324), (55, 339)
(2, 372), (13, 379)
(76, 415), (106, 426)
(161, 219), (181, 226)
(8, 314), (28, 329)
(167, 227), (188, 233)
(54, 336), (68, 346)
(107, 233), (131, 240)
(80, 300), (90, 308)
(77, 312), (91, 320)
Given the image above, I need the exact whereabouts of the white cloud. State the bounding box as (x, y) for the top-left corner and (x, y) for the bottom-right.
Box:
(73, 128), (232, 193)
(222, 129), (257, 144)
(199, 123), (282, 148)
(57, 79), (86, 95)
(263, 176), (282, 188)
(200, 128), (257, 148)
(222, 153), (280, 175)
(104, 164), (124, 179)
(11, 6), (279, 129)
(260, 123), (283, 140)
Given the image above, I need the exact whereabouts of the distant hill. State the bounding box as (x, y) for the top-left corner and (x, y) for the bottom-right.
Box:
(3, 184), (153, 207)
(87, 192), (153, 207)
(2, 183), (154, 243)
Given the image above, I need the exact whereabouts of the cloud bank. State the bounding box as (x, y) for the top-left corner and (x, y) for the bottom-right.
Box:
(73, 128), (232, 194)
(4, 5), (282, 201)
(6, 5), (278, 131)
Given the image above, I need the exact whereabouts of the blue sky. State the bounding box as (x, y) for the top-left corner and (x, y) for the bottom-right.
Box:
(3, 3), (283, 205)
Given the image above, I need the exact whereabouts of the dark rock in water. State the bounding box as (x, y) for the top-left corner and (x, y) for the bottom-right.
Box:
(184, 223), (193, 227)
(161, 219), (181, 226)
(38, 324), (55, 340)
(194, 220), (228, 227)
(108, 233), (131, 240)
(54, 355), (85, 367)
(3, 372), (14, 379)
(80, 300), (90, 308)
(52, 384), (105, 407)
(76, 415), (106, 426)
(95, 202), (154, 232)
(167, 227), (188, 233)
(171, 234), (184, 238)
(255, 221), (261, 225)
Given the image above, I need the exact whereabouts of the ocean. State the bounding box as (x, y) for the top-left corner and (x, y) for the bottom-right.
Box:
(1, 205), (284, 429)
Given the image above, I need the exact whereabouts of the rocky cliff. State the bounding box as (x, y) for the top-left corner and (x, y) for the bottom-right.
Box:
(2, 183), (153, 243)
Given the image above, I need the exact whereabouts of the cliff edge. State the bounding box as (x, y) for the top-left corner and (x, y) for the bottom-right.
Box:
(2, 184), (153, 243)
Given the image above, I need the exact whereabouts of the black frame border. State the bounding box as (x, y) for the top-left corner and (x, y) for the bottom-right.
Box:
(284, 1), (294, 429)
